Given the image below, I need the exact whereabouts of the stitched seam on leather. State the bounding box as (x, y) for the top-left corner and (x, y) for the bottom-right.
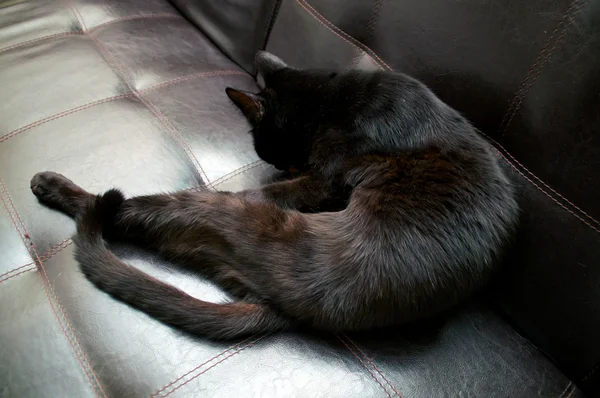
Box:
(497, 145), (600, 233)
(90, 13), (183, 31)
(296, 0), (392, 71)
(184, 159), (268, 193)
(0, 267), (36, 284)
(565, 387), (576, 398)
(299, 0), (392, 70)
(336, 334), (395, 398)
(0, 32), (83, 54)
(559, 382), (574, 398)
(499, 0), (585, 133)
(499, 0), (581, 128)
(143, 96), (214, 187)
(38, 238), (74, 261)
(581, 362), (599, 381)
(0, 94), (135, 143)
(157, 334), (269, 398)
(68, 1), (88, 32)
(296, 0), (370, 64)
(500, 0), (587, 135)
(83, 25), (214, 187)
(85, 26), (212, 185)
(0, 14), (182, 55)
(350, 0), (385, 68)
(211, 160), (268, 188)
(0, 262), (34, 280)
(489, 122), (600, 226)
(0, 71), (248, 145)
(480, 132), (600, 232)
(150, 335), (256, 397)
(138, 70), (249, 94)
(0, 238), (72, 280)
(342, 333), (402, 397)
(0, 178), (106, 398)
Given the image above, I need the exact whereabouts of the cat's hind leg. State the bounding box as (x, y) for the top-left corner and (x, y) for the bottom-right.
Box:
(72, 191), (293, 339)
(30, 171), (266, 304)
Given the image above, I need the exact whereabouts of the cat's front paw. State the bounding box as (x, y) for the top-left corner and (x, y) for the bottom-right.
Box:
(31, 171), (86, 216)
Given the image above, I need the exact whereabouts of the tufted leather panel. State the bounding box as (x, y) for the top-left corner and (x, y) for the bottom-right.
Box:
(0, 0), (593, 397)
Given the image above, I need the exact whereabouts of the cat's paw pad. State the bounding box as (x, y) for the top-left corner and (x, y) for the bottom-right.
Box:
(30, 171), (77, 204)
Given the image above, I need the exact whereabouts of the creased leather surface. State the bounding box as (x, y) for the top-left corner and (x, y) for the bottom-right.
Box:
(0, 0), (592, 396)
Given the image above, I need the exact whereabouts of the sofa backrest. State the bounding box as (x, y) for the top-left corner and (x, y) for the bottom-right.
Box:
(170, 0), (280, 74)
(172, 0), (600, 392)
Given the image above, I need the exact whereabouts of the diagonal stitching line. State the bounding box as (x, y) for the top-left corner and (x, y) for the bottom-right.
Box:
(0, 267), (36, 284)
(90, 13), (183, 31)
(0, 178), (106, 398)
(500, 0), (587, 136)
(0, 14), (185, 55)
(82, 15), (210, 186)
(210, 160), (267, 187)
(183, 160), (267, 193)
(336, 334), (394, 398)
(480, 132), (600, 233)
(0, 32), (82, 54)
(158, 334), (269, 398)
(342, 333), (402, 398)
(297, 0), (599, 233)
(0, 262), (35, 280)
(0, 94), (135, 144)
(68, 1), (88, 32)
(297, 0), (393, 71)
(350, 0), (385, 68)
(150, 335), (256, 397)
(78, 12), (215, 188)
(138, 70), (249, 94)
(559, 382), (574, 398)
(0, 237), (72, 280)
(564, 385), (576, 398)
(141, 95), (214, 187)
(581, 362), (599, 381)
(296, 0), (372, 67)
(499, 0), (585, 132)
(0, 70), (250, 144)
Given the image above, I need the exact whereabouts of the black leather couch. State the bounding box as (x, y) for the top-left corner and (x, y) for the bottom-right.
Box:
(1, 1), (598, 397)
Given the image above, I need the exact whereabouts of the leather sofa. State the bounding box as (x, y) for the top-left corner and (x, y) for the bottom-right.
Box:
(1, 0), (598, 396)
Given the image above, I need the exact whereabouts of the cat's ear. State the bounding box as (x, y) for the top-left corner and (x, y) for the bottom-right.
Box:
(255, 51), (288, 78)
(226, 88), (265, 124)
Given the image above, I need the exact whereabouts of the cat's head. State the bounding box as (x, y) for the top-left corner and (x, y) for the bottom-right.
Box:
(226, 52), (334, 172)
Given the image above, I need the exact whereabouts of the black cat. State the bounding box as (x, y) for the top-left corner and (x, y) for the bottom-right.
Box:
(30, 51), (518, 340)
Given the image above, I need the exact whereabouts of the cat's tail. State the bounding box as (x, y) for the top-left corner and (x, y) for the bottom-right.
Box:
(72, 190), (292, 340)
